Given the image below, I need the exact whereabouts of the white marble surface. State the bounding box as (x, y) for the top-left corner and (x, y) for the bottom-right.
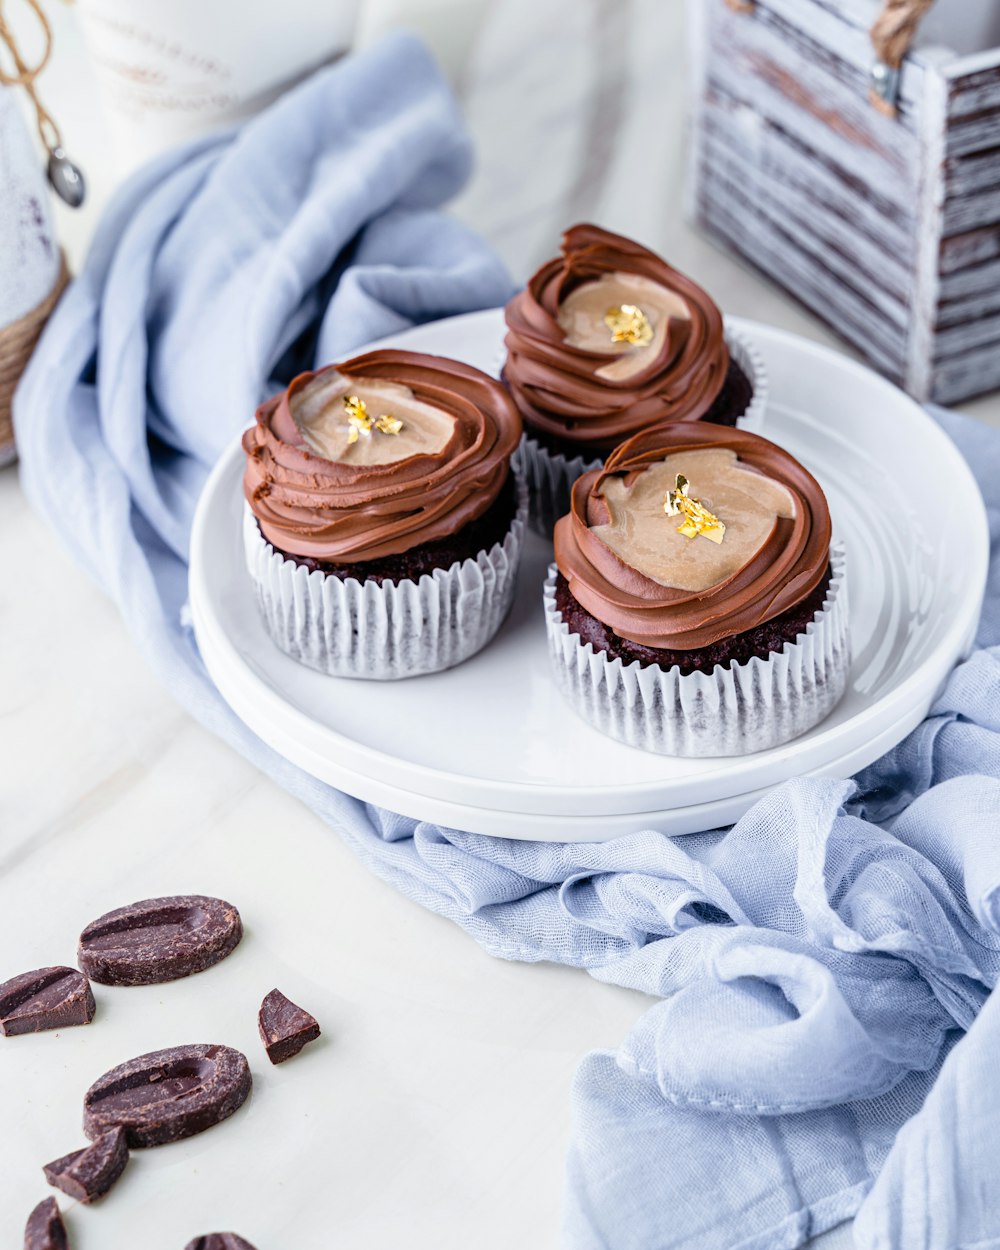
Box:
(1, 1), (993, 1245)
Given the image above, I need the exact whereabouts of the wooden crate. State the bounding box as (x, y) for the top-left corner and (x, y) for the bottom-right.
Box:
(688, 0), (1000, 405)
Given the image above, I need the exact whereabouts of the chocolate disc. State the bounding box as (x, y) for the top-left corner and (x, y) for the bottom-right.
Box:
(83, 1044), (252, 1148)
(44, 1126), (129, 1203)
(0, 967), (95, 1036)
(78, 896), (243, 986)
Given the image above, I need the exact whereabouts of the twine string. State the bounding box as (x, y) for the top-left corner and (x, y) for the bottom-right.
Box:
(0, 0), (63, 153)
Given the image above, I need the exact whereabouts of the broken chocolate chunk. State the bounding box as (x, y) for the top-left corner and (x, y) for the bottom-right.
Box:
(0, 967), (95, 1037)
(78, 896), (243, 986)
(184, 1236), (259, 1250)
(83, 1043), (251, 1148)
(23, 1197), (67, 1250)
(43, 1127), (129, 1203)
(258, 988), (321, 1065)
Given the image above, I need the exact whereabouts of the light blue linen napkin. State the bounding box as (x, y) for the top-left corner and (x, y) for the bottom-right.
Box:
(15, 32), (1000, 1250)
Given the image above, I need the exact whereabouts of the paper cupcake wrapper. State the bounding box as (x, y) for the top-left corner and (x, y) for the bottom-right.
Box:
(543, 542), (849, 757)
(512, 437), (603, 541)
(724, 320), (767, 436)
(501, 325), (768, 537)
(244, 471), (528, 680)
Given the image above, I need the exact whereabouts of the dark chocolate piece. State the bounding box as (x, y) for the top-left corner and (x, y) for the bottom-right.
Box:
(258, 989), (321, 1065)
(43, 1127), (129, 1203)
(23, 1197), (67, 1250)
(554, 566), (834, 676)
(78, 896), (243, 986)
(184, 1236), (259, 1250)
(263, 469), (518, 584)
(83, 1044), (252, 1148)
(0, 967), (95, 1037)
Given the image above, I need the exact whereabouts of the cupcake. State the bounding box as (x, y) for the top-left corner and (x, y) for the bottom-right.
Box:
(503, 223), (766, 534)
(242, 350), (526, 679)
(545, 423), (848, 756)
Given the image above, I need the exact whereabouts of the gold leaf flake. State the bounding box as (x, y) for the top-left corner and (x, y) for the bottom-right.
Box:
(604, 303), (653, 348)
(664, 474), (726, 544)
(343, 394), (403, 447)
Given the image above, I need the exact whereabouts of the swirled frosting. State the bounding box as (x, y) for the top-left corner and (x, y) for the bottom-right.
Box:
(243, 350), (522, 562)
(553, 424), (832, 649)
(504, 223), (731, 451)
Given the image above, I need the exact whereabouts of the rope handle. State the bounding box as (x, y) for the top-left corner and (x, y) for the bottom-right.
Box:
(869, 0), (935, 113)
(723, 0), (936, 115)
(871, 0), (936, 68)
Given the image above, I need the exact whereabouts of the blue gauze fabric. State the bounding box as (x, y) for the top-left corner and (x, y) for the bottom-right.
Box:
(15, 31), (1000, 1250)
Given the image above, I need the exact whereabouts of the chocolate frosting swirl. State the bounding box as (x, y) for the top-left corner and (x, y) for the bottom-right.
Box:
(504, 223), (730, 452)
(243, 350), (522, 562)
(553, 424), (832, 650)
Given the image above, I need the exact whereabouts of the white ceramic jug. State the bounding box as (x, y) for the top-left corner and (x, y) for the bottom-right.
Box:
(74, 0), (364, 171)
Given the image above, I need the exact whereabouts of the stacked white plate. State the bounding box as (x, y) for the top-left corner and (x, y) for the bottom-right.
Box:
(189, 311), (988, 841)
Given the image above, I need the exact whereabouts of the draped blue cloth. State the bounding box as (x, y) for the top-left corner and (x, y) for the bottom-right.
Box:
(15, 32), (1000, 1250)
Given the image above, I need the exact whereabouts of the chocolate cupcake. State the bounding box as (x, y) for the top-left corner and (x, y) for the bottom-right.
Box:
(242, 350), (526, 679)
(503, 223), (766, 534)
(544, 423), (848, 755)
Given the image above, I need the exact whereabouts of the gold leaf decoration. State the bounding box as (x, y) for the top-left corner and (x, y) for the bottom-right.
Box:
(664, 474), (726, 544)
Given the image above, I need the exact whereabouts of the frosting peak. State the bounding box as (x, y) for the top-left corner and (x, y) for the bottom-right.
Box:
(243, 351), (522, 562)
(553, 424), (832, 650)
(504, 223), (730, 451)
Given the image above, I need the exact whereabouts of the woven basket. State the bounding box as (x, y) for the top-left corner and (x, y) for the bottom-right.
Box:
(0, 253), (69, 467)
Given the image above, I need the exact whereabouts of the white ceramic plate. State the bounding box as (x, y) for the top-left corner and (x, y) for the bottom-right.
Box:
(189, 311), (988, 840)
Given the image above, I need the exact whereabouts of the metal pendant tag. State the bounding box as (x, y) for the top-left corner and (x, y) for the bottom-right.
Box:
(47, 146), (86, 208)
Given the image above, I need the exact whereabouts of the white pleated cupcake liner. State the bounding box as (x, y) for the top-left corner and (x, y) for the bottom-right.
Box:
(500, 324), (768, 537)
(244, 471), (528, 680)
(724, 320), (767, 436)
(543, 542), (849, 757)
(512, 436), (603, 540)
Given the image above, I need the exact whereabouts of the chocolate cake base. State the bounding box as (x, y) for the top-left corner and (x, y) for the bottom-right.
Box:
(520, 359), (754, 460)
(554, 565), (833, 677)
(262, 473), (518, 585)
(701, 358), (754, 429)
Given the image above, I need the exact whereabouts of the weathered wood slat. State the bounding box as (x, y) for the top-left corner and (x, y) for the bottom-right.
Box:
(945, 112), (1000, 159)
(940, 224), (1000, 273)
(696, 174), (908, 375)
(939, 255), (1000, 298)
(699, 130), (913, 315)
(945, 56), (1000, 118)
(703, 2), (922, 197)
(701, 91), (917, 242)
(945, 147), (1000, 196)
(933, 348), (1000, 405)
(937, 289), (1000, 328)
(941, 185), (1000, 235)
(759, 0), (930, 111)
(933, 311), (1000, 357)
